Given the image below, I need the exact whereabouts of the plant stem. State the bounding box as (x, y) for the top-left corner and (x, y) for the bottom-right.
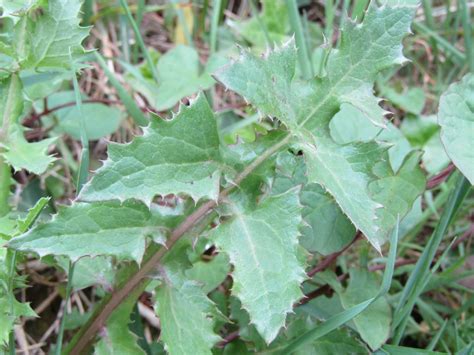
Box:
(67, 134), (292, 354)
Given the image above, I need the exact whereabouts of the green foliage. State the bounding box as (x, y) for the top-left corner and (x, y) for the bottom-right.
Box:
(210, 189), (305, 343)
(0, 198), (48, 346)
(126, 45), (226, 111)
(438, 74), (474, 184)
(0, 74), (56, 174)
(79, 94), (223, 204)
(215, 4), (425, 251)
(154, 273), (222, 354)
(9, 200), (180, 262)
(1, 0), (472, 354)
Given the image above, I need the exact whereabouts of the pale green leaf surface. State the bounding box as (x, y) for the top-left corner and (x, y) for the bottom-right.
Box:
(127, 46), (226, 111)
(42, 91), (124, 140)
(301, 184), (356, 255)
(0, 75), (55, 174)
(0, 296), (36, 346)
(185, 253), (230, 294)
(438, 73), (474, 184)
(229, 0), (289, 48)
(271, 151), (355, 255)
(1, 128), (56, 174)
(329, 103), (382, 144)
(422, 133), (450, 174)
(79, 94), (222, 204)
(209, 189), (306, 343)
(0, 0), (41, 20)
(21, 70), (70, 101)
(9, 200), (179, 262)
(339, 269), (391, 350)
(57, 256), (114, 291)
(154, 275), (221, 355)
(215, 3), (423, 250)
(94, 294), (145, 355)
(379, 85), (425, 115)
(21, 0), (90, 70)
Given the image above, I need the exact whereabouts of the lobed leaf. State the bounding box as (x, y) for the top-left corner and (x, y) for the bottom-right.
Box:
(126, 45), (226, 111)
(209, 188), (306, 343)
(215, 2), (424, 250)
(154, 273), (221, 355)
(0, 75), (56, 174)
(21, 0), (90, 70)
(80, 93), (223, 204)
(8, 200), (180, 263)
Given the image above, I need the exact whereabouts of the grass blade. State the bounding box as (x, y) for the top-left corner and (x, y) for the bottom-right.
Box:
(412, 22), (465, 66)
(279, 297), (375, 354)
(119, 0), (159, 82)
(95, 52), (148, 127)
(460, 0), (474, 72)
(210, 0), (224, 53)
(280, 217), (400, 354)
(392, 172), (471, 342)
(286, 0), (313, 80)
(427, 319), (447, 351)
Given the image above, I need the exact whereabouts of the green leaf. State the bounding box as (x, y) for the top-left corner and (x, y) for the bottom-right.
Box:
(79, 94), (223, 204)
(1, 127), (56, 174)
(438, 73), (474, 184)
(271, 151), (355, 255)
(43, 91), (124, 140)
(229, 0), (289, 48)
(209, 189), (306, 343)
(215, 3), (424, 250)
(20, 0), (90, 70)
(185, 252), (230, 294)
(126, 46), (226, 111)
(282, 321), (367, 355)
(379, 85), (426, 115)
(339, 269), (391, 350)
(57, 256), (114, 291)
(0, 0), (41, 20)
(154, 273), (221, 354)
(301, 183), (356, 255)
(94, 294), (145, 355)
(0, 293), (36, 346)
(0, 75), (56, 174)
(0, 199), (47, 347)
(8, 200), (180, 262)
(21, 70), (70, 101)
